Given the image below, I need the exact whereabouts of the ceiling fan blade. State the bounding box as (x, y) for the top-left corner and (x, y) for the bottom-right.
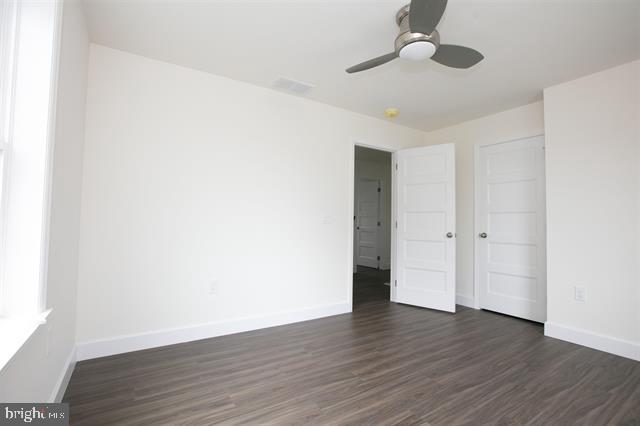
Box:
(409, 0), (447, 35)
(431, 44), (484, 69)
(346, 52), (398, 73)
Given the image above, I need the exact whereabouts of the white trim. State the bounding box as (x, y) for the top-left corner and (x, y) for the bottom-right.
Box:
(0, 0), (19, 318)
(472, 133), (544, 309)
(38, 0), (64, 313)
(347, 145), (355, 306)
(354, 141), (397, 154)
(50, 346), (76, 403)
(473, 144), (481, 309)
(456, 294), (475, 309)
(545, 322), (640, 362)
(390, 151), (397, 302)
(77, 302), (351, 361)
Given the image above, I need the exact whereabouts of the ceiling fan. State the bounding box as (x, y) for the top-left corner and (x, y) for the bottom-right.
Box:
(346, 0), (484, 73)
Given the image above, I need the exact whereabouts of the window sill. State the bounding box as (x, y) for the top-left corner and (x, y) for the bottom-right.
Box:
(0, 309), (51, 371)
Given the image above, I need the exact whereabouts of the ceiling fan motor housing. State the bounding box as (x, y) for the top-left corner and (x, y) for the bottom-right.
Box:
(394, 4), (440, 58)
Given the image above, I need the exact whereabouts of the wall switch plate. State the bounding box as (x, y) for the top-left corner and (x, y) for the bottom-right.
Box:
(574, 286), (586, 302)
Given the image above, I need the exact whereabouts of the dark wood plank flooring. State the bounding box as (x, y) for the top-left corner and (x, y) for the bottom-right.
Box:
(64, 268), (640, 424)
(353, 266), (390, 307)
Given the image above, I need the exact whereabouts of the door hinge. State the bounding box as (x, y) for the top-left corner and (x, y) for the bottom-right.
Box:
(377, 187), (381, 193)
(395, 221), (398, 228)
(394, 280), (397, 287)
(377, 256), (380, 261)
(395, 163), (398, 171)
(377, 221), (381, 226)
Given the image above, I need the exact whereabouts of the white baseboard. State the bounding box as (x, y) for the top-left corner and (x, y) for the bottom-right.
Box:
(456, 294), (476, 309)
(76, 302), (351, 361)
(545, 322), (640, 362)
(50, 347), (76, 402)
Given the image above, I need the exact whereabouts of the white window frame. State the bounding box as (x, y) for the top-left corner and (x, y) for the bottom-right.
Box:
(0, 0), (19, 317)
(0, 0), (62, 370)
(38, 1), (64, 316)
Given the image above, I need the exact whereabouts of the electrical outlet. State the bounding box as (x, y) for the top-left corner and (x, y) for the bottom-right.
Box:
(574, 286), (586, 302)
(208, 280), (219, 295)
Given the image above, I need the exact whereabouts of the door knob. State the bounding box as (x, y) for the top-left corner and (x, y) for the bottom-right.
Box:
(479, 233), (487, 238)
(446, 232), (454, 238)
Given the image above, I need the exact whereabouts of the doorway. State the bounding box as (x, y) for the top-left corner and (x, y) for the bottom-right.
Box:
(353, 146), (392, 307)
(350, 143), (457, 312)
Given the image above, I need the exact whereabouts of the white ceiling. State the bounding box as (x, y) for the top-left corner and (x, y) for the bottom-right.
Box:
(83, 0), (640, 131)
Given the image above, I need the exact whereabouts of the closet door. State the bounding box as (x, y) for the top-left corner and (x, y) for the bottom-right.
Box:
(478, 136), (546, 322)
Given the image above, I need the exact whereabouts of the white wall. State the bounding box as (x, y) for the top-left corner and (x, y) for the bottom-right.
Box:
(422, 102), (545, 306)
(75, 45), (425, 355)
(0, 0), (89, 401)
(543, 60), (640, 360)
(354, 155), (392, 270)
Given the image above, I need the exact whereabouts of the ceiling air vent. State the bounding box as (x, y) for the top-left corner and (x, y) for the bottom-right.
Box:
(272, 77), (314, 96)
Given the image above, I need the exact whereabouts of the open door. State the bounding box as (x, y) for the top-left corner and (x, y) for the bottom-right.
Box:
(394, 144), (456, 312)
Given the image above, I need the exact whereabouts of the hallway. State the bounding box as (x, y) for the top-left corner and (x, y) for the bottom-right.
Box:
(353, 266), (390, 307)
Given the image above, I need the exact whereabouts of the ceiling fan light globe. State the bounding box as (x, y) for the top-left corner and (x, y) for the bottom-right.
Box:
(398, 40), (436, 61)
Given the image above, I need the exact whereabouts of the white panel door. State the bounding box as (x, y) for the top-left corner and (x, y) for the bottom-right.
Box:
(395, 144), (456, 312)
(356, 178), (380, 268)
(478, 136), (546, 322)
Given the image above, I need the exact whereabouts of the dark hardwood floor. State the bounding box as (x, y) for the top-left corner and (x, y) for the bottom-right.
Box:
(64, 268), (640, 424)
(353, 266), (390, 307)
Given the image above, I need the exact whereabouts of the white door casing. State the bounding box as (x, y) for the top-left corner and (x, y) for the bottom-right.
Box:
(395, 144), (456, 312)
(477, 136), (546, 322)
(356, 178), (380, 268)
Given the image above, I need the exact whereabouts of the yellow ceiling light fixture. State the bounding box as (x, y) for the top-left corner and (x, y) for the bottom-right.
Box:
(384, 108), (399, 118)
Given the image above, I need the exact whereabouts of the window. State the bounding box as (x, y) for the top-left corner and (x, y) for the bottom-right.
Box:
(0, 0), (19, 317)
(0, 0), (61, 368)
